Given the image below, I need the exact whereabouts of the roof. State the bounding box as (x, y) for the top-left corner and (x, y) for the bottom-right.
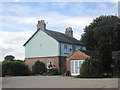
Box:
(66, 50), (98, 60)
(80, 50), (98, 58)
(23, 30), (39, 46)
(23, 29), (85, 46)
(80, 50), (120, 60)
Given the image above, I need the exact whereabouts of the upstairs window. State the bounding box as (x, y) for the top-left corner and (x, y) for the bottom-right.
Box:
(64, 44), (68, 54)
(73, 45), (76, 52)
(81, 47), (83, 50)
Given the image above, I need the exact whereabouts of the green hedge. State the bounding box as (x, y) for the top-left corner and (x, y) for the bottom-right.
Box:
(2, 60), (30, 76)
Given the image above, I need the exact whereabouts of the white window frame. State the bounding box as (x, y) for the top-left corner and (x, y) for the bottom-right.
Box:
(47, 60), (52, 69)
(64, 44), (68, 54)
(70, 60), (84, 76)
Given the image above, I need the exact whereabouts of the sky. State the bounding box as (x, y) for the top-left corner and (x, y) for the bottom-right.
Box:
(0, 0), (118, 61)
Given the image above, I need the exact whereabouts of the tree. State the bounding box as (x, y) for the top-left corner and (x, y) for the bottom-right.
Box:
(115, 19), (120, 50)
(98, 37), (112, 73)
(81, 15), (120, 51)
(80, 58), (103, 78)
(4, 55), (15, 61)
(32, 61), (46, 75)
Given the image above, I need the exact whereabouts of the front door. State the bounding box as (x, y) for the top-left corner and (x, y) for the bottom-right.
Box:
(70, 60), (84, 76)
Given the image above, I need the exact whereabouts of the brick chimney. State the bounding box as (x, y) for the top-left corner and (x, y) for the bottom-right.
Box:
(37, 20), (46, 30)
(65, 27), (73, 37)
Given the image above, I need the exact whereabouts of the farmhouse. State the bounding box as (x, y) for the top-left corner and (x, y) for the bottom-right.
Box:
(23, 20), (86, 74)
(24, 20), (120, 76)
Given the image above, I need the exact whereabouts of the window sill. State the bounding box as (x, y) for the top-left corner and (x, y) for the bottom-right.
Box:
(64, 52), (69, 54)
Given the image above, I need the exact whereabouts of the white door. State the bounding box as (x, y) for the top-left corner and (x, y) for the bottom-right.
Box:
(70, 60), (84, 76)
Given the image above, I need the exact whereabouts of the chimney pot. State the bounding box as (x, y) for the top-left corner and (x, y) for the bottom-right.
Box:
(37, 20), (46, 30)
(65, 27), (73, 37)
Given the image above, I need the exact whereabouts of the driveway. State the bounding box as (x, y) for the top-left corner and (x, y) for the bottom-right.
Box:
(2, 76), (119, 88)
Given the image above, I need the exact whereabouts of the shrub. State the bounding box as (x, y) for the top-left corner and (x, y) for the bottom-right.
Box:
(80, 58), (103, 78)
(100, 73), (112, 78)
(48, 68), (59, 75)
(2, 60), (30, 76)
(42, 68), (59, 76)
(32, 61), (46, 75)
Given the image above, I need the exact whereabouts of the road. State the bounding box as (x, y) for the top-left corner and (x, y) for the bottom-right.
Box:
(2, 76), (119, 88)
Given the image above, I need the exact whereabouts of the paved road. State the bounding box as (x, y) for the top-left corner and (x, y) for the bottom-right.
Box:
(2, 76), (119, 88)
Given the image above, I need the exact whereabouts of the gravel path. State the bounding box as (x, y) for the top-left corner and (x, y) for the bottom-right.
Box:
(2, 76), (119, 88)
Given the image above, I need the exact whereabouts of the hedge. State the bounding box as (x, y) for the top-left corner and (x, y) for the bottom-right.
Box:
(2, 60), (30, 76)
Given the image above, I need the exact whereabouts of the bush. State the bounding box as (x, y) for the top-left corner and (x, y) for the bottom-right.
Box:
(42, 68), (59, 76)
(2, 60), (30, 76)
(12, 61), (30, 76)
(80, 58), (103, 78)
(100, 73), (112, 78)
(32, 61), (46, 75)
(2, 60), (13, 76)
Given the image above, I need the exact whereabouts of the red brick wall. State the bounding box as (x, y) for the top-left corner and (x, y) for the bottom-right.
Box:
(25, 56), (59, 71)
(58, 56), (67, 74)
(66, 50), (89, 72)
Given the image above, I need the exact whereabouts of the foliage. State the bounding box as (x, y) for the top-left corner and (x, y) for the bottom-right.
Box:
(11, 61), (30, 76)
(81, 15), (120, 51)
(100, 73), (112, 78)
(42, 68), (59, 76)
(2, 60), (30, 76)
(80, 58), (103, 78)
(98, 39), (112, 73)
(4, 55), (15, 61)
(112, 75), (120, 78)
(32, 61), (46, 75)
(2, 60), (13, 76)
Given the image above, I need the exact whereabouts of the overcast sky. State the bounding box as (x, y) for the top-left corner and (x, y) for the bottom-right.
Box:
(0, 0), (118, 61)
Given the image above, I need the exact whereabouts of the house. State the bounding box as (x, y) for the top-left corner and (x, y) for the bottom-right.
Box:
(23, 20), (86, 74)
(66, 50), (120, 76)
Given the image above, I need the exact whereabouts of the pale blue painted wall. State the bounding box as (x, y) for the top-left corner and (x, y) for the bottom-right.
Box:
(59, 43), (73, 57)
(25, 30), (59, 58)
(59, 43), (86, 57)
(25, 30), (86, 58)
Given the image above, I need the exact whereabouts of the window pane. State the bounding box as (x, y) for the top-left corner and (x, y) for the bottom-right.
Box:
(75, 61), (78, 74)
(79, 61), (81, 68)
(64, 44), (67, 53)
